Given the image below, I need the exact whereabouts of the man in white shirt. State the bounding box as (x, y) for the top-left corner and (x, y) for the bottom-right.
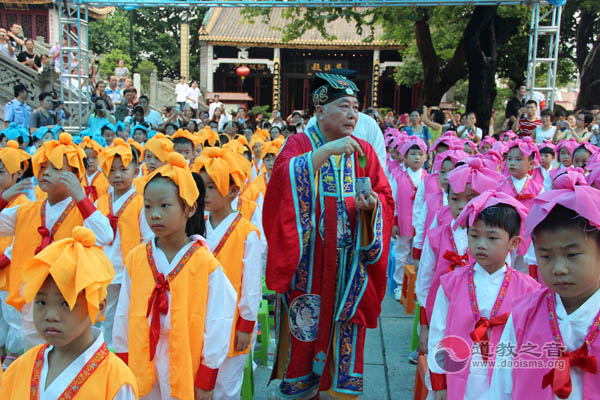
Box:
(175, 77), (189, 112)
(105, 76), (123, 111)
(208, 95), (223, 119)
(186, 80), (202, 111)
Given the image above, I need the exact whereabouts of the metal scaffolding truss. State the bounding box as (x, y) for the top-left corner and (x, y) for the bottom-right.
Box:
(57, 1), (90, 132)
(525, 2), (562, 110)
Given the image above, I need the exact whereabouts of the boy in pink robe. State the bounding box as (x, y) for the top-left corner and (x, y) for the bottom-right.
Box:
(427, 191), (540, 400)
(490, 169), (600, 399)
(390, 136), (427, 299)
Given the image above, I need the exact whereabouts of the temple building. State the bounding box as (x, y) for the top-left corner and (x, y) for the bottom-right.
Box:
(198, 8), (413, 115)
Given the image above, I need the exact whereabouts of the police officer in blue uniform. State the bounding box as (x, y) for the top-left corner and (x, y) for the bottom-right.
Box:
(3, 84), (31, 130)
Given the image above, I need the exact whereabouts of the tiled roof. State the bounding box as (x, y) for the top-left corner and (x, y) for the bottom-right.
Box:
(199, 8), (400, 49)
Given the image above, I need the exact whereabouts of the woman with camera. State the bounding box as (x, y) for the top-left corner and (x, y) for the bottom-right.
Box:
(83, 97), (116, 136)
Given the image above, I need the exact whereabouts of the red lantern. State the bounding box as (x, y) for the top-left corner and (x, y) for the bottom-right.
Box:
(236, 66), (250, 82)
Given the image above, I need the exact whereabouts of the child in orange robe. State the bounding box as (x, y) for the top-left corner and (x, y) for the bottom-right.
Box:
(0, 227), (138, 399)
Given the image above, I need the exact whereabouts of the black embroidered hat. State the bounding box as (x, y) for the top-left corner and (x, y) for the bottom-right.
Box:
(311, 72), (359, 107)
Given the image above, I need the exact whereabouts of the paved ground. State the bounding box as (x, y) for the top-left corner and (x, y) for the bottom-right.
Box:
(254, 294), (417, 399)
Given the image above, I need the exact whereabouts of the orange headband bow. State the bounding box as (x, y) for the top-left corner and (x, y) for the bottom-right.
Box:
(32, 133), (86, 179)
(145, 152), (199, 207)
(193, 147), (247, 197)
(0, 140), (31, 174)
(99, 138), (134, 176)
(144, 133), (174, 162)
(22, 227), (115, 323)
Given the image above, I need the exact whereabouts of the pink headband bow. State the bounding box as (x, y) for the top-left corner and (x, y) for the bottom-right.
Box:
(556, 138), (579, 157)
(478, 136), (497, 150)
(588, 151), (600, 166)
(480, 150), (503, 167)
(501, 130), (518, 141)
(432, 133), (464, 153)
(464, 138), (476, 147)
(455, 190), (529, 230)
(507, 137), (540, 162)
(538, 140), (555, 152)
(586, 162), (600, 187)
(447, 158), (505, 195)
(432, 149), (469, 173)
(492, 141), (509, 155)
(389, 133), (408, 150)
(574, 142), (597, 156)
(400, 136), (427, 157)
(524, 174), (600, 238)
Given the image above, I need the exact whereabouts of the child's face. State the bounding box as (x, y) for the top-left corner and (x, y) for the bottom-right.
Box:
(534, 227), (600, 306)
(573, 149), (591, 170)
(200, 171), (236, 214)
(540, 152), (554, 169)
(438, 159), (455, 188)
(117, 130), (129, 140)
(108, 155), (138, 194)
(0, 161), (21, 191)
(144, 151), (165, 174)
(174, 143), (194, 163)
(84, 148), (99, 174)
(405, 148), (425, 171)
(464, 143), (474, 155)
(480, 143), (491, 153)
(435, 144), (449, 155)
(253, 143), (263, 159)
(448, 184), (478, 220)
(264, 154), (276, 175)
(390, 147), (401, 161)
(133, 130), (146, 144)
(468, 219), (520, 271)
(102, 130), (115, 146)
(559, 147), (572, 167)
(42, 131), (55, 143)
(33, 277), (98, 349)
(506, 147), (533, 179)
(144, 178), (196, 238)
(37, 157), (78, 195)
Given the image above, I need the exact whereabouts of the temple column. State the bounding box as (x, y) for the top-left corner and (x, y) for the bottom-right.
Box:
(273, 48), (281, 112)
(372, 50), (380, 107)
(180, 22), (190, 80)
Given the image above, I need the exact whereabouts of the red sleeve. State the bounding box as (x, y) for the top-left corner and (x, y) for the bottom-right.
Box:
(419, 306), (428, 326)
(0, 194), (8, 211)
(194, 364), (219, 391)
(0, 254), (10, 270)
(76, 198), (96, 219)
(430, 371), (447, 390)
(413, 247), (422, 260)
(236, 316), (255, 334)
(263, 134), (312, 293)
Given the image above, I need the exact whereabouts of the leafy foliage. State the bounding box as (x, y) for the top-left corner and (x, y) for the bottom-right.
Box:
(89, 7), (207, 81)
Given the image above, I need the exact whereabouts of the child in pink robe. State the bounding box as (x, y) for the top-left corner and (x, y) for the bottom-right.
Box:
(391, 136), (427, 298)
(427, 191), (540, 400)
(416, 159), (503, 354)
(490, 170), (600, 399)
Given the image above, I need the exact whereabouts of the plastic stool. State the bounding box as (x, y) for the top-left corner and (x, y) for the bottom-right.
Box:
(413, 354), (429, 400)
(254, 299), (270, 365)
(410, 301), (420, 353)
(400, 264), (416, 314)
(241, 353), (254, 400)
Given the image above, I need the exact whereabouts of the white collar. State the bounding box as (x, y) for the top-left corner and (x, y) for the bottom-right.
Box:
(46, 196), (73, 208)
(510, 175), (528, 184)
(473, 262), (507, 278)
(555, 288), (600, 320)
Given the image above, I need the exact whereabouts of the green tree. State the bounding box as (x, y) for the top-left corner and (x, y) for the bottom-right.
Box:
(89, 7), (207, 81)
